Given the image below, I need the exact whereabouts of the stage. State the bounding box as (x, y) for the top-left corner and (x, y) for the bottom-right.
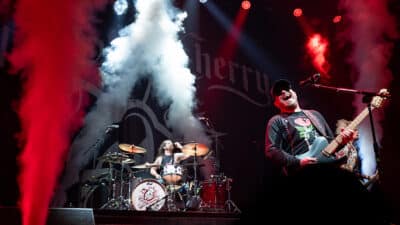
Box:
(0, 207), (241, 225)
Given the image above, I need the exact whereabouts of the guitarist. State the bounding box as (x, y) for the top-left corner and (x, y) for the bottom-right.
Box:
(264, 79), (355, 175)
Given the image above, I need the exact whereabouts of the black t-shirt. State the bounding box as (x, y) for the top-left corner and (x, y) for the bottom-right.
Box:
(265, 110), (334, 169)
(285, 111), (319, 155)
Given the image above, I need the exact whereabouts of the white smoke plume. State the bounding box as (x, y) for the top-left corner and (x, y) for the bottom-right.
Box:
(338, 0), (398, 178)
(58, 0), (210, 202)
(101, 0), (209, 143)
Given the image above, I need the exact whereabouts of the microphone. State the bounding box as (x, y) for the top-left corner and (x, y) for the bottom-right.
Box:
(299, 73), (321, 87)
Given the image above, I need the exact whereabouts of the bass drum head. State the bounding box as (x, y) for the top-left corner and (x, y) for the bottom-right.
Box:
(131, 179), (167, 211)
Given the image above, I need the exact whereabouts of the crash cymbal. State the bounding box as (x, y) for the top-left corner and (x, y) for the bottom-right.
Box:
(97, 152), (135, 164)
(181, 143), (209, 156)
(119, 143), (147, 154)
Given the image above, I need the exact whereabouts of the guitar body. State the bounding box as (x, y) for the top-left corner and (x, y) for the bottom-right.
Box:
(296, 136), (342, 164)
(297, 89), (390, 166)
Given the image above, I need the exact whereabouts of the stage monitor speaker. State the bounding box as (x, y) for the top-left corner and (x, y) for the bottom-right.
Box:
(47, 208), (95, 225)
(0, 207), (94, 225)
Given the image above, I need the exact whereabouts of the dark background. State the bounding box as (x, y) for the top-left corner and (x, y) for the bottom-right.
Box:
(1, 0), (399, 224)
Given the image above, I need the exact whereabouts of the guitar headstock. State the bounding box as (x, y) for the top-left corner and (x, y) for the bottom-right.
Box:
(371, 89), (390, 109)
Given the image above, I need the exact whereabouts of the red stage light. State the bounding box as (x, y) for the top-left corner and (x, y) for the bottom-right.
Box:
(293, 8), (303, 17)
(333, 15), (342, 23)
(241, 1), (251, 10)
(306, 33), (330, 75)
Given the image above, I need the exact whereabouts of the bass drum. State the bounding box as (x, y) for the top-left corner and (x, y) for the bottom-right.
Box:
(131, 179), (167, 211)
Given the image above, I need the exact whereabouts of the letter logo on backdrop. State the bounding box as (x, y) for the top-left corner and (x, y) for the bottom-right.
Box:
(188, 32), (271, 108)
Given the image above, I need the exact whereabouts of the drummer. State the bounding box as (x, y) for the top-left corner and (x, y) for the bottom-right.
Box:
(147, 139), (190, 183)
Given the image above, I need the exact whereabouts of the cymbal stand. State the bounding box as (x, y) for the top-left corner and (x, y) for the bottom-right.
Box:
(192, 144), (199, 196)
(184, 144), (202, 211)
(224, 178), (241, 213)
(125, 166), (135, 207)
(100, 161), (131, 210)
(100, 162), (116, 209)
(202, 116), (221, 173)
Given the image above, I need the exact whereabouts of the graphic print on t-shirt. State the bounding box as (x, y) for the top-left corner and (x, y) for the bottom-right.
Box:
(293, 117), (315, 144)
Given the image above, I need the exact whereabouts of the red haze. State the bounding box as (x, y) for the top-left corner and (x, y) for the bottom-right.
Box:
(9, 1), (107, 225)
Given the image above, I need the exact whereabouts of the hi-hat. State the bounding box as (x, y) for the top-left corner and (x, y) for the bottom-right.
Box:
(97, 152), (135, 164)
(119, 143), (147, 154)
(181, 143), (209, 156)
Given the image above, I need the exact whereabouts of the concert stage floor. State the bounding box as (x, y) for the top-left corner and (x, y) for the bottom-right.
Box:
(0, 207), (242, 225)
(94, 210), (241, 225)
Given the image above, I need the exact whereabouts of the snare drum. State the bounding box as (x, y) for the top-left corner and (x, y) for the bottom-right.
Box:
(131, 179), (167, 211)
(162, 164), (183, 184)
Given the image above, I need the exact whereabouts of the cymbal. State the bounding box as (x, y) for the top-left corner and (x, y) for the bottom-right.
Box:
(119, 143), (147, 154)
(97, 152), (135, 164)
(181, 143), (209, 156)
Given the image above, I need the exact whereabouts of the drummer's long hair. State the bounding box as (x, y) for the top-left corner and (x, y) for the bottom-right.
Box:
(156, 139), (178, 156)
(157, 140), (169, 156)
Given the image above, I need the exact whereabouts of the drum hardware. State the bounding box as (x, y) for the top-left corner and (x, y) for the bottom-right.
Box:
(97, 152), (135, 164)
(180, 142), (209, 211)
(157, 183), (188, 212)
(80, 168), (113, 184)
(100, 160), (132, 210)
(119, 143), (147, 154)
(223, 178), (241, 213)
(165, 187), (179, 212)
(145, 193), (168, 211)
(203, 150), (213, 160)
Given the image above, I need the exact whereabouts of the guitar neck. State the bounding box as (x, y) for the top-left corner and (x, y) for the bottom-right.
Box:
(323, 106), (374, 155)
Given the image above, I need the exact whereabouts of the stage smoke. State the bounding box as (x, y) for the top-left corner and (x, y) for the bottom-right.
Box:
(60, 0), (210, 204)
(101, 0), (209, 144)
(338, 0), (398, 177)
(9, 0), (107, 225)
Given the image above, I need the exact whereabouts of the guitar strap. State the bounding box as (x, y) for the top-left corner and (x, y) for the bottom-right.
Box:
(303, 110), (328, 138)
(276, 116), (294, 155)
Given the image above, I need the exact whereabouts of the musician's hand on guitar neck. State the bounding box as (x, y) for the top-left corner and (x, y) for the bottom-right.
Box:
(300, 157), (317, 167)
(340, 128), (357, 144)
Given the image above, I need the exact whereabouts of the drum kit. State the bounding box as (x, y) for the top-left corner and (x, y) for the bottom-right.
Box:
(84, 142), (238, 212)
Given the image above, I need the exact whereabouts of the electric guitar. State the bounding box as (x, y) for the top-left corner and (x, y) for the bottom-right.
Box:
(296, 89), (390, 163)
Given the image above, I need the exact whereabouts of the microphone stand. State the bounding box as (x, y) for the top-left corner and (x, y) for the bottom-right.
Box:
(309, 83), (383, 175)
(310, 83), (380, 97)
